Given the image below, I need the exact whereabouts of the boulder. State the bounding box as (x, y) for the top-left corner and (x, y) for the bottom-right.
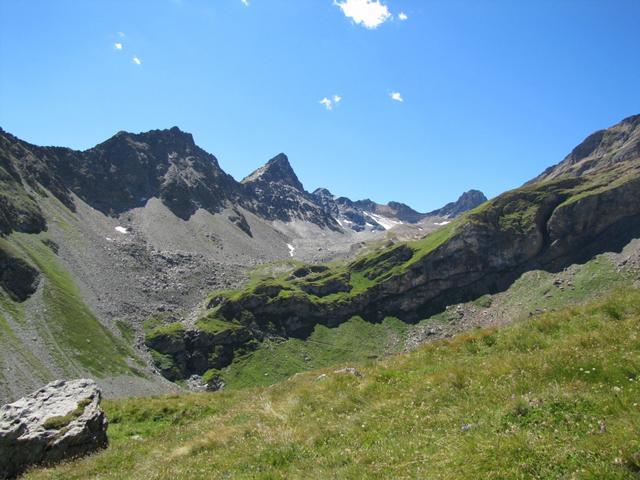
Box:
(0, 379), (108, 478)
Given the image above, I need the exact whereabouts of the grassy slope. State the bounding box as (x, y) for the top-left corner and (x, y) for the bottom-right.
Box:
(221, 316), (408, 390)
(0, 232), (140, 378)
(423, 251), (634, 329)
(25, 288), (640, 479)
(193, 249), (632, 391)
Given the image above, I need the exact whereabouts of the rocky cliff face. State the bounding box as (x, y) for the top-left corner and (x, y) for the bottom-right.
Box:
(36, 127), (241, 220)
(534, 114), (640, 181)
(241, 154), (340, 229)
(0, 129), (345, 235)
(146, 114), (640, 382)
(0, 131), (50, 235)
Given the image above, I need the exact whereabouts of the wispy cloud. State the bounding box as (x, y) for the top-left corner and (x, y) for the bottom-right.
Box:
(398, 12), (408, 21)
(334, 0), (391, 29)
(241, 0), (249, 5)
(320, 95), (343, 110)
(390, 91), (403, 102)
(114, 42), (123, 50)
(132, 56), (142, 65)
(118, 31), (126, 38)
(320, 97), (333, 110)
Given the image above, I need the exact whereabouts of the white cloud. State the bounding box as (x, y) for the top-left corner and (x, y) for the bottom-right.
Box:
(320, 97), (334, 110)
(334, 0), (391, 29)
(132, 56), (142, 65)
(390, 91), (403, 102)
(318, 95), (342, 110)
(398, 12), (408, 21)
(241, 0), (249, 5)
(114, 42), (123, 50)
(320, 94), (343, 110)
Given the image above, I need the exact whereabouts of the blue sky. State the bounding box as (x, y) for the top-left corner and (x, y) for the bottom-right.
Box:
(1, 0), (639, 211)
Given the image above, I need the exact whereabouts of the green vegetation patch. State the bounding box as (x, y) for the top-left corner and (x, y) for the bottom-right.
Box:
(194, 317), (241, 335)
(145, 322), (185, 344)
(497, 254), (631, 319)
(0, 310), (50, 384)
(42, 398), (92, 430)
(0, 288), (26, 325)
(149, 349), (181, 380)
(2, 233), (139, 377)
(467, 178), (579, 234)
(23, 288), (640, 479)
(115, 320), (135, 345)
(220, 316), (409, 390)
(559, 163), (640, 207)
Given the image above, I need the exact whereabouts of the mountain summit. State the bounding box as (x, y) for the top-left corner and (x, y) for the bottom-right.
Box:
(241, 154), (338, 228)
(242, 153), (304, 191)
(534, 114), (640, 182)
(428, 190), (488, 218)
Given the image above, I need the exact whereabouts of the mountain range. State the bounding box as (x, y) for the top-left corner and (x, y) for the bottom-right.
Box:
(143, 114), (640, 385)
(2, 113), (640, 480)
(0, 125), (485, 402)
(1, 114), (639, 400)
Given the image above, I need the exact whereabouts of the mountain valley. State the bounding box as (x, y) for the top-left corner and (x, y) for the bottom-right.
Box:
(0, 126), (484, 403)
(1, 114), (640, 479)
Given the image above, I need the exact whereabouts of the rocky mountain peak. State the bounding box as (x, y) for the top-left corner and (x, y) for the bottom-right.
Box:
(533, 114), (640, 182)
(428, 189), (487, 218)
(242, 153), (304, 191)
(312, 187), (334, 198)
(99, 126), (197, 156)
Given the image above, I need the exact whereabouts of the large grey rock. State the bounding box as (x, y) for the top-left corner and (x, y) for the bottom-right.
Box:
(0, 379), (108, 479)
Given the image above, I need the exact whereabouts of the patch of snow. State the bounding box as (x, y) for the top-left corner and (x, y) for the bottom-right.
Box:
(105, 237), (114, 242)
(434, 221), (451, 226)
(115, 226), (129, 234)
(287, 243), (295, 257)
(365, 223), (375, 228)
(364, 212), (401, 230)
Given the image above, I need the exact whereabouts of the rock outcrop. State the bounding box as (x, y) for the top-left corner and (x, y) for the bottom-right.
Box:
(0, 379), (108, 479)
(0, 247), (40, 302)
(145, 323), (255, 381)
(534, 114), (640, 182)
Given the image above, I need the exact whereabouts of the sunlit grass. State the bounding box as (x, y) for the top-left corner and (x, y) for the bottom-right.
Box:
(25, 288), (640, 479)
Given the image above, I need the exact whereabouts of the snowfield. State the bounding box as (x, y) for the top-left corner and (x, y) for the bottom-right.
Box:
(365, 212), (400, 230)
